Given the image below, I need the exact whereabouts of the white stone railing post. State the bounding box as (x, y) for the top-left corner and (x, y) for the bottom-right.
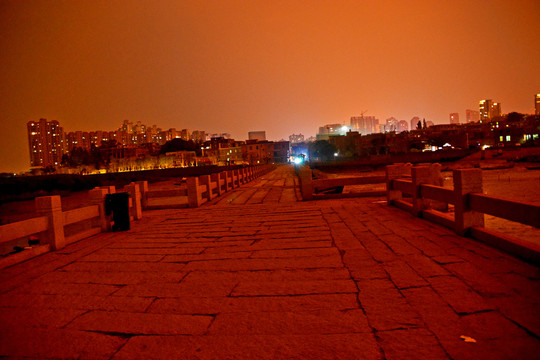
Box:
(220, 171), (227, 192)
(89, 188), (110, 231)
(35, 195), (65, 250)
(199, 175), (212, 200)
(187, 176), (201, 208)
(225, 171), (232, 191)
(233, 169), (239, 188)
(385, 163), (410, 205)
(212, 172), (223, 196)
(454, 169), (484, 236)
(136, 181), (149, 209)
(411, 166), (431, 216)
(298, 167), (313, 201)
(124, 183), (142, 220)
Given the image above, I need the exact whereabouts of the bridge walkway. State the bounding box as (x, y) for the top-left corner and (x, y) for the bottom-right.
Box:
(0, 165), (539, 359)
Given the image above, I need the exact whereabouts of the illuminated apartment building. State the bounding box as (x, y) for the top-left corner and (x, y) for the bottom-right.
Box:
(479, 99), (501, 122)
(350, 116), (379, 135)
(449, 113), (459, 124)
(27, 118), (65, 168)
(535, 94), (540, 115)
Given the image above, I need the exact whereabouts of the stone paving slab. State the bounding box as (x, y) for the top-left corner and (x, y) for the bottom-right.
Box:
(112, 334), (381, 360)
(0, 165), (539, 359)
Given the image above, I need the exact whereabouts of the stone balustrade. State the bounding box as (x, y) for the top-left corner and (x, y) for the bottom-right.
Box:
(296, 162), (539, 264)
(0, 165), (274, 269)
(385, 163), (540, 264)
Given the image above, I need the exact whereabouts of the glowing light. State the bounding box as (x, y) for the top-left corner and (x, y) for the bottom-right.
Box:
(293, 157), (303, 164)
(341, 126), (348, 132)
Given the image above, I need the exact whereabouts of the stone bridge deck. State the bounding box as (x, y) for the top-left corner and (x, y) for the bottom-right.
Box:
(1, 165), (539, 359)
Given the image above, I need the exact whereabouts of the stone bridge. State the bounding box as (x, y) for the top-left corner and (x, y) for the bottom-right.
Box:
(0, 165), (538, 359)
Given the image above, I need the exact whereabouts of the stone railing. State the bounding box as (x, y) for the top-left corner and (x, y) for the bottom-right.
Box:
(0, 189), (106, 270)
(386, 163), (540, 264)
(297, 166), (386, 200)
(0, 165), (273, 269)
(141, 165), (273, 209)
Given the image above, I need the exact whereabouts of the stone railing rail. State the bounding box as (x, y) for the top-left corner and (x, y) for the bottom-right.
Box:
(386, 163), (540, 264)
(140, 165), (273, 209)
(0, 165), (274, 270)
(297, 166), (386, 200)
(0, 189), (108, 270)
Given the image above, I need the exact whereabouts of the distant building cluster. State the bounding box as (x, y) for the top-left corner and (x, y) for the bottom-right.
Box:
(312, 95), (538, 144)
(322, 113), (540, 160)
(27, 119), (288, 172)
(26, 94), (539, 172)
(287, 94), (539, 162)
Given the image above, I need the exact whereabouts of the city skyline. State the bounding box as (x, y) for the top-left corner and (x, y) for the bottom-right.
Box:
(1, 0), (539, 173)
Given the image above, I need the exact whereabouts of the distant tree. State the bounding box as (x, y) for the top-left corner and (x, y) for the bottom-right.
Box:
(67, 147), (90, 167)
(428, 135), (446, 148)
(308, 140), (337, 162)
(417, 121), (422, 130)
(507, 112), (524, 122)
(422, 118), (427, 129)
(409, 140), (424, 151)
(160, 138), (201, 155)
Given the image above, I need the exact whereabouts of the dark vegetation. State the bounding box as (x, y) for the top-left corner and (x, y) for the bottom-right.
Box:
(309, 148), (474, 172)
(159, 138), (201, 155)
(0, 165), (243, 203)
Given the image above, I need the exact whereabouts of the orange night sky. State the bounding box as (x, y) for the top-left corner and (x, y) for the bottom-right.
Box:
(0, 0), (539, 173)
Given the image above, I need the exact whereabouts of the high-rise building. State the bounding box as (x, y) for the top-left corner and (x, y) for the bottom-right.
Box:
(384, 117), (399, 132)
(27, 119), (65, 168)
(248, 131), (266, 141)
(410, 116), (421, 131)
(397, 120), (408, 133)
(535, 94), (540, 115)
(191, 130), (207, 142)
(449, 113), (459, 124)
(350, 116), (379, 135)
(121, 119), (132, 133)
(466, 110), (480, 123)
(479, 99), (501, 121)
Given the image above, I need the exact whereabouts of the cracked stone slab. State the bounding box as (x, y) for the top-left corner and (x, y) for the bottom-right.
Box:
(207, 309), (371, 335)
(113, 333), (382, 360)
(67, 310), (214, 335)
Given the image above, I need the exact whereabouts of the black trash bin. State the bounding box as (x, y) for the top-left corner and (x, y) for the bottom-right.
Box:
(105, 193), (130, 231)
